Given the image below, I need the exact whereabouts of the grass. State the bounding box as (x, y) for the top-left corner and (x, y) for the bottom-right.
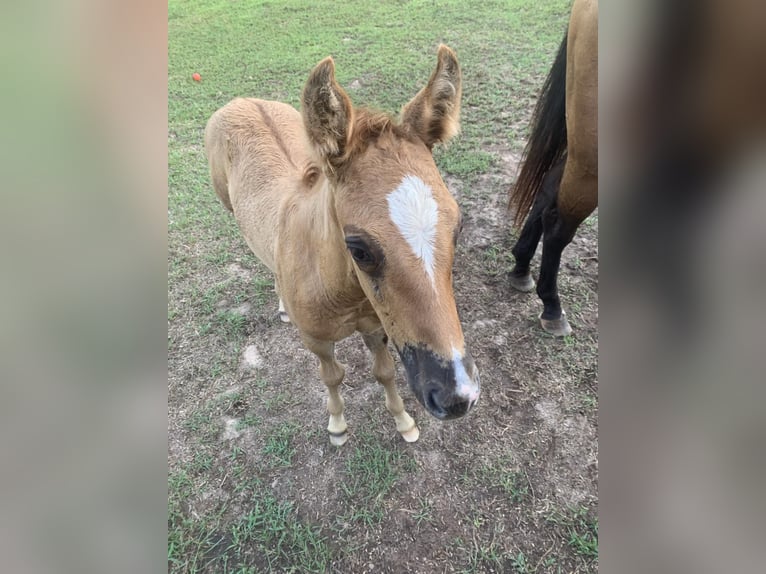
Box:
(461, 541), (506, 573)
(226, 491), (331, 572)
(510, 551), (530, 573)
(339, 432), (418, 527)
(470, 455), (530, 503)
(262, 421), (300, 467)
(168, 0), (596, 572)
(412, 498), (434, 526)
(168, 468), (332, 573)
(546, 505), (599, 560)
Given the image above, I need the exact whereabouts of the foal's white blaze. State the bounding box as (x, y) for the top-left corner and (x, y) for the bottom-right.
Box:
(452, 347), (480, 403)
(387, 175), (439, 288)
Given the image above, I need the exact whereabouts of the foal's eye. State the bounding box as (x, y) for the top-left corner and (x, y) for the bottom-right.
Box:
(345, 237), (381, 272)
(349, 246), (374, 265)
(344, 232), (384, 276)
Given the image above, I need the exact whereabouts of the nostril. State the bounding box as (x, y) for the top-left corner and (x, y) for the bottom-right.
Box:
(426, 389), (447, 419)
(444, 397), (471, 419)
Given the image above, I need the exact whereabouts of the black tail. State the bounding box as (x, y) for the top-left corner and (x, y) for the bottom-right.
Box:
(510, 31), (568, 227)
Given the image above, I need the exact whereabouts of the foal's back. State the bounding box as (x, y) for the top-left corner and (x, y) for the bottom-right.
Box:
(205, 98), (313, 271)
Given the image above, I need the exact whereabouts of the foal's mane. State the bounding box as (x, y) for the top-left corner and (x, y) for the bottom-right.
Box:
(314, 108), (418, 239)
(348, 108), (417, 156)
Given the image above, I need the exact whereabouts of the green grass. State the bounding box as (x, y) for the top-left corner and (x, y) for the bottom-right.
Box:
(466, 543), (506, 573)
(412, 498), (434, 526)
(236, 413), (262, 431)
(339, 433), (418, 527)
(482, 244), (516, 277)
(181, 390), (246, 443)
(470, 455), (530, 503)
(168, 469), (332, 573)
(262, 421), (300, 467)
(510, 551), (530, 573)
(546, 505), (599, 560)
(226, 491), (331, 572)
(436, 144), (495, 180)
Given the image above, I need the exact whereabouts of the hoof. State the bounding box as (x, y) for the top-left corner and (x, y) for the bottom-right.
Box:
(540, 312), (572, 337)
(509, 272), (535, 292)
(329, 431), (349, 447)
(278, 299), (290, 323)
(400, 425), (420, 443)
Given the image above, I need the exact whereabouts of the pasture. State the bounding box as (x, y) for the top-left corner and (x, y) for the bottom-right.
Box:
(168, 0), (598, 572)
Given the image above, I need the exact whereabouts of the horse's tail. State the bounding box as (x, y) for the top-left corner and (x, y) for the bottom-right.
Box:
(510, 31), (568, 227)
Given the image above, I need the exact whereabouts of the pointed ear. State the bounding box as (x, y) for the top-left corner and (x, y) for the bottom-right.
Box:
(400, 44), (462, 149)
(301, 57), (354, 170)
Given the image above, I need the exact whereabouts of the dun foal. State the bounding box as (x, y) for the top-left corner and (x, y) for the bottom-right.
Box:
(205, 46), (480, 445)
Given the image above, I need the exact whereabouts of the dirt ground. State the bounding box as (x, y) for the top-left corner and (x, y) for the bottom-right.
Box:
(168, 149), (598, 573)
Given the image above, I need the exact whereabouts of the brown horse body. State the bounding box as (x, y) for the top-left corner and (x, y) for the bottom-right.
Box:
(509, 0), (598, 336)
(206, 47), (480, 445)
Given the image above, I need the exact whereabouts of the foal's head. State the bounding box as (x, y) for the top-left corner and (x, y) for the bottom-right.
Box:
(301, 45), (480, 420)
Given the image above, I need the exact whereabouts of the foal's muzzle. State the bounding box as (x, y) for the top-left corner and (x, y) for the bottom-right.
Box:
(397, 344), (480, 420)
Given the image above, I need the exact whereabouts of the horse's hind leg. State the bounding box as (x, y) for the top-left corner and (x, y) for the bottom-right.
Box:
(302, 335), (348, 446)
(362, 330), (419, 443)
(510, 163), (564, 292)
(509, 205), (542, 292)
(537, 169), (595, 336)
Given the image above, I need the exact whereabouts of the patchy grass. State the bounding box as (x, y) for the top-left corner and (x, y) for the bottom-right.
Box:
(226, 489), (331, 572)
(262, 421), (300, 467)
(461, 540), (507, 573)
(340, 432), (418, 527)
(547, 505), (599, 561)
(169, 0), (597, 572)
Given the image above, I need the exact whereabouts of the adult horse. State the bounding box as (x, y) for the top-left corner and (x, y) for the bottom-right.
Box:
(205, 46), (480, 446)
(508, 0), (598, 336)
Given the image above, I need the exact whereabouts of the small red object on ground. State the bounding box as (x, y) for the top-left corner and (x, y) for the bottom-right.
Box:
(192, 73), (201, 82)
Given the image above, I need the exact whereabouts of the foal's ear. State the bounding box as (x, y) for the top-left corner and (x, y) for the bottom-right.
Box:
(301, 57), (354, 170)
(400, 44), (462, 149)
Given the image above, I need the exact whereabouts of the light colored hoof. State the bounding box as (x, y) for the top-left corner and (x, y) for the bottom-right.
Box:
(400, 425), (420, 443)
(277, 299), (290, 323)
(540, 312), (572, 337)
(329, 432), (349, 447)
(509, 272), (535, 292)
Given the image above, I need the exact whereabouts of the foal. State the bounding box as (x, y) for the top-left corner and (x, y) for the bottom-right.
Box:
(205, 46), (480, 445)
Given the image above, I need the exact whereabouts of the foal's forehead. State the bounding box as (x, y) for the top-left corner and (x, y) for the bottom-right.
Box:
(350, 138), (457, 211)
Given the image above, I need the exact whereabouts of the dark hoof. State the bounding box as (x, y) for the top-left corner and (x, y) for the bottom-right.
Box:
(509, 272), (535, 292)
(540, 312), (572, 337)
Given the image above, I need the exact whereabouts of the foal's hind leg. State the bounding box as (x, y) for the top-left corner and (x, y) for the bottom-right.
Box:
(274, 278), (290, 323)
(302, 335), (348, 446)
(510, 162), (564, 292)
(362, 330), (419, 443)
(277, 298), (290, 323)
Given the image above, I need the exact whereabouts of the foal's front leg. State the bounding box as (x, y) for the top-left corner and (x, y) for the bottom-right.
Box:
(302, 335), (348, 446)
(362, 330), (419, 443)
